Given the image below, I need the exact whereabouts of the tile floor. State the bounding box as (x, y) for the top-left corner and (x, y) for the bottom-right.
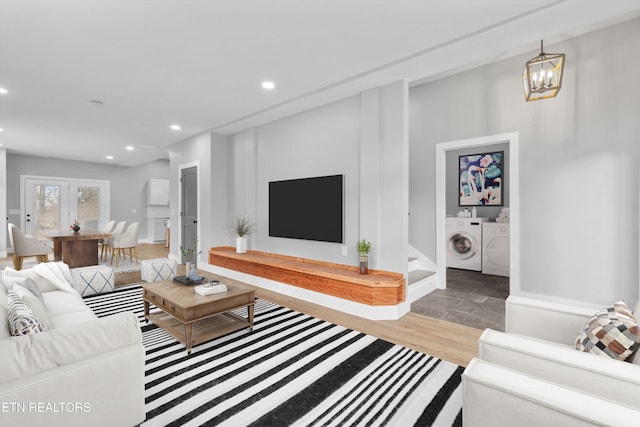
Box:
(411, 268), (509, 331)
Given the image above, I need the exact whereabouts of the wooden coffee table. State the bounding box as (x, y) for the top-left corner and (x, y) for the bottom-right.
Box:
(141, 280), (255, 354)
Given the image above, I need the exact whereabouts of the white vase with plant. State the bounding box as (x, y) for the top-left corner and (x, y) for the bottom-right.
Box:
(227, 216), (255, 254)
(181, 239), (202, 278)
(356, 239), (371, 274)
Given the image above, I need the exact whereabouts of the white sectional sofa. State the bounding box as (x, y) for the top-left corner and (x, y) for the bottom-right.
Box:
(0, 262), (145, 427)
(463, 295), (640, 426)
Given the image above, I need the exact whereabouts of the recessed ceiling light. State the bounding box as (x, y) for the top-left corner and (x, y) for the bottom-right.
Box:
(0, 88), (8, 95)
(170, 124), (181, 131)
(0, 128), (3, 132)
(125, 146), (135, 151)
(261, 81), (275, 90)
(106, 155), (114, 160)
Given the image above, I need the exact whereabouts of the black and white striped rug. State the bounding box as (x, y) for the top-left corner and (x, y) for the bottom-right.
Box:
(85, 286), (464, 426)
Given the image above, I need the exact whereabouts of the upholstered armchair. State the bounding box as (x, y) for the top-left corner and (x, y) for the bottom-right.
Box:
(110, 222), (140, 267)
(462, 296), (640, 426)
(7, 223), (49, 270)
(101, 221), (126, 261)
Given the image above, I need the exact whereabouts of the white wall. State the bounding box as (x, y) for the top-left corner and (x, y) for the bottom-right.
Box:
(410, 17), (640, 306)
(166, 132), (231, 267)
(250, 95), (361, 265)
(0, 149), (6, 257)
(226, 81), (409, 275)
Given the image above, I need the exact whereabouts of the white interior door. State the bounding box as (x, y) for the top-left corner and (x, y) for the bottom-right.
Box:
(23, 177), (110, 239)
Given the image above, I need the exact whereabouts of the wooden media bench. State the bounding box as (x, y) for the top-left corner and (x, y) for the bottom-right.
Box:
(208, 246), (406, 305)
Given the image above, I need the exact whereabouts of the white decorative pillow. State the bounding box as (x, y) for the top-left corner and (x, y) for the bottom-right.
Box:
(13, 284), (51, 331)
(7, 291), (43, 336)
(575, 301), (640, 361)
(1, 267), (31, 292)
(14, 277), (44, 303)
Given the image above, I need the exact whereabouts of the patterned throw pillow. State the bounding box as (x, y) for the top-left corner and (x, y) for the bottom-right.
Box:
(575, 301), (640, 361)
(7, 291), (43, 336)
(12, 284), (51, 331)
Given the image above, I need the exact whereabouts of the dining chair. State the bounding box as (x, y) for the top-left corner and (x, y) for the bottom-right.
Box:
(7, 223), (49, 270)
(110, 222), (140, 267)
(101, 221), (127, 261)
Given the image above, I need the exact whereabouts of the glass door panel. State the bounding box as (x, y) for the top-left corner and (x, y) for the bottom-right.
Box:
(76, 186), (100, 230)
(25, 179), (68, 239)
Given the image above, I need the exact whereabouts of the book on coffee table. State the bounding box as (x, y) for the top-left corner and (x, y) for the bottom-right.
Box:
(194, 283), (228, 296)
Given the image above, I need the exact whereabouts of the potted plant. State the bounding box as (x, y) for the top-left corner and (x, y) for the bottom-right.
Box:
(227, 216), (255, 253)
(356, 239), (371, 274)
(70, 220), (81, 233)
(181, 239), (202, 278)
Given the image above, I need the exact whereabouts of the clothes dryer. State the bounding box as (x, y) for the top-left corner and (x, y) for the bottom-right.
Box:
(445, 217), (488, 271)
(482, 222), (510, 277)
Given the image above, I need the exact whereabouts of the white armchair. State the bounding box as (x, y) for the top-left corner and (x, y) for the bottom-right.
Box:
(110, 222), (139, 267)
(7, 223), (49, 270)
(463, 295), (640, 426)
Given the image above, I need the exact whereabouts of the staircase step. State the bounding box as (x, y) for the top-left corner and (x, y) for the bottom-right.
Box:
(408, 269), (435, 285)
(408, 256), (418, 262)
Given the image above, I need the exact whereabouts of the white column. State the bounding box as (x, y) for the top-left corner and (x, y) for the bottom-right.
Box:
(0, 148), (6, 257)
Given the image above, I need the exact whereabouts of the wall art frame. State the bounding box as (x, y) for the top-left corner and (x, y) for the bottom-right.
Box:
(458, 151), (504, 206)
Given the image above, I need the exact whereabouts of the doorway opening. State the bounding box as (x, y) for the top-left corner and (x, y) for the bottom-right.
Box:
(411, 132), (519, 331)
(179, 164), (199, 267)
(20, 175), (110, 240)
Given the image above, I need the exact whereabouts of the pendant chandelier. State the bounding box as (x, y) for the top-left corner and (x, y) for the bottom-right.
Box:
(522, 40), (565, 102)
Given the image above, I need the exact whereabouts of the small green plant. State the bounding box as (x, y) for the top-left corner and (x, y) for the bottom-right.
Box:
(356, 239), (371, 256)
(227, 216), (256, 237)
(181, 239), (202, 262)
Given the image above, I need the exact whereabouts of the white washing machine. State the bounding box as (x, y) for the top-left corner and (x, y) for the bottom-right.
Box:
(482, 222), (510, 277)
(446, 217), (488, 271)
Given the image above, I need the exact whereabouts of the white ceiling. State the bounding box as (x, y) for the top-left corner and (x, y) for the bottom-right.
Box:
(1, 0), (639, 167)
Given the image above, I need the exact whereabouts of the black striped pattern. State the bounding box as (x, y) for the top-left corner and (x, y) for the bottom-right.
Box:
(84, 286), (463, 426)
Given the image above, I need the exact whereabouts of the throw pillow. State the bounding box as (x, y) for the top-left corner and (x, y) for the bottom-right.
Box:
(12, 284), (51, 331)
(13, 277), (44, 304)
(575, 301), (640, 361)
(1, 267), (30, 292)
(7, 291), (43, 336)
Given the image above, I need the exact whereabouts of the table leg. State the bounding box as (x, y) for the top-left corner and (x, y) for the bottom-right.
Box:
(53, 240), (62, 262)
(143, 300), (150, 323)
(248, 303), (254, 331)
(186, 323), (193, 355)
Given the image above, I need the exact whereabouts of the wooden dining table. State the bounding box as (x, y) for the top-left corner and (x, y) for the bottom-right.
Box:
(46, 229), (112, 268)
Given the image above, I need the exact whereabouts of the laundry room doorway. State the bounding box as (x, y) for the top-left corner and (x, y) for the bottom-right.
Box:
(410, 132), (519, 331)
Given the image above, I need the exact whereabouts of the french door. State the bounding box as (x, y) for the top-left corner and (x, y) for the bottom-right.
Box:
(23, 177), (110, 240)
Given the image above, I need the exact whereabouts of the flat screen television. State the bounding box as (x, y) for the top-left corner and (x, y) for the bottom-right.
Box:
(269, 174), (344, 243)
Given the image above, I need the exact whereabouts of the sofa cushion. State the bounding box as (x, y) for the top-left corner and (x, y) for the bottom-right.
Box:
(575, 301), (640, 361)
(15, 277), (44, 303)
(0, 311), (141, 383)
(1, 267), (58, 293)
(13, 284), (51, 332)
(7, 291), (43, 335)
(41, 291), (96, 328)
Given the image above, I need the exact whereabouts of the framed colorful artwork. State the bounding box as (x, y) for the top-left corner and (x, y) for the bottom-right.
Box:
(459, 151), (504, 206)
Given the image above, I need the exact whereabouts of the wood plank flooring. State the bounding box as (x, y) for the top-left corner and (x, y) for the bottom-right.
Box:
(2, 243), (482, 367)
